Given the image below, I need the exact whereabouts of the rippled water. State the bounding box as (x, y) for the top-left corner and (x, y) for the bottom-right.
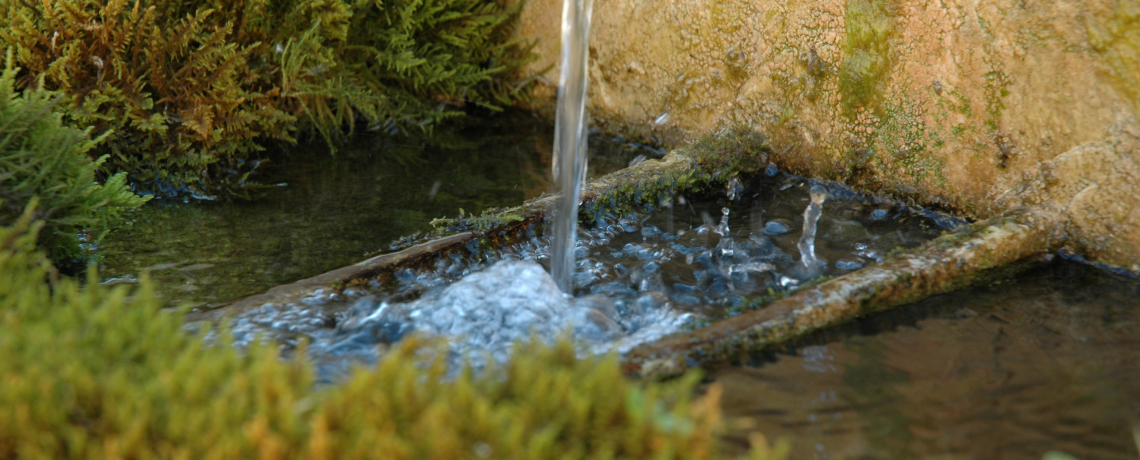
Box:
(221, 168), (954, 380)
(709, 261), (1140, 460)
(559, 171), (952, 320)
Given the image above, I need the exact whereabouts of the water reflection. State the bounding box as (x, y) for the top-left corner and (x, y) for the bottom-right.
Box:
(710, 262), (1140, 460)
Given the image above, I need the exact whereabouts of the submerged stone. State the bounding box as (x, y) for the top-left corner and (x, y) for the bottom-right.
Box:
(763, 220), (791, 235)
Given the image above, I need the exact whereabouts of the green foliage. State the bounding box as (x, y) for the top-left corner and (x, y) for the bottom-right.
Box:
(429, 207), (525, 232)
(0, 0), (537, 193)
(0, 55), (147, 265)
(0, 208), (786, 460)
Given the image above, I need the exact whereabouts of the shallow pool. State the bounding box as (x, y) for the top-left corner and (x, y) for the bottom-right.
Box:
(98, 113), (652, 308)
(710, 261), (1140, 460)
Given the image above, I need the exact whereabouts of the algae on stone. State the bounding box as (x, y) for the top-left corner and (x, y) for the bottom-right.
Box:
(1088, 0), (1140, 115)
(839, 0), (897, 113)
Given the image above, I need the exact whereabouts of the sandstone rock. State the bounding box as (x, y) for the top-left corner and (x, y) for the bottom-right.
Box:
(512, 0), (1140, 267)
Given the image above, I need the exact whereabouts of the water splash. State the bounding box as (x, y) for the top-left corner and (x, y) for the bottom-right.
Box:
(218, 174), (948, 380)
(797, 185), (828, 275)
(549, 0), (594, 293)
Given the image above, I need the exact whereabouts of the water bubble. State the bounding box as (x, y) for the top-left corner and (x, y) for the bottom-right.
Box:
(726, 177), (742, 200)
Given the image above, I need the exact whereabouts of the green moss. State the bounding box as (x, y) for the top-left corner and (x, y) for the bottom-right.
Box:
(430, 208), (526, 233)
(1088, 0), (1140, 115)
(872, 93), (949, 188)
(580, 128), (770, 226)
(982, 70), (1010, 132)
(0, 0), (538, 194)
(838, 0), (897, 113)
(0, 209), (786, 460)
(0, 53), (148, 267)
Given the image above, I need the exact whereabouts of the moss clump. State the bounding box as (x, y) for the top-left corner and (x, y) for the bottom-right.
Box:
(838, 0), (897, 113)
(0, 53), (147, 267)
(0, 207), (786, 459)
(582, 128), (772, 226)
(0, 0), (537, 194)
(430, 207), (526, 233)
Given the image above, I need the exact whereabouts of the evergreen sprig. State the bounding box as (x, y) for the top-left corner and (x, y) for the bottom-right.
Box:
(0, 52), (148, 265)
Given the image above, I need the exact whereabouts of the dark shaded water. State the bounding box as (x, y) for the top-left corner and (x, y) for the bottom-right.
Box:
(98, 113), (653, 308)
(711, 261), (1140, 460)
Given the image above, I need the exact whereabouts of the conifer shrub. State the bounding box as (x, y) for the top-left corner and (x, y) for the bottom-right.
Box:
(0, 54), (148, 266)
(0, 208), (788, 460)
(0, 0), (538, 194)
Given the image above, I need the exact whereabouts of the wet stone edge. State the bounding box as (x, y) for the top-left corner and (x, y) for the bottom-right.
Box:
(621, 206), (1065, 380)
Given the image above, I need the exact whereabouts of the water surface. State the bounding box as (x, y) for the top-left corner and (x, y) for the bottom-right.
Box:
(710, 261), (1140, 460)
(98, 113), (652, 308)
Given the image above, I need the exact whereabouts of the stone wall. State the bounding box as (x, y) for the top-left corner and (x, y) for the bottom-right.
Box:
(512, 0), (1140, 270)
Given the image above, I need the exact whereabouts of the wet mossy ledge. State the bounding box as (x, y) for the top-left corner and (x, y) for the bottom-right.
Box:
(0, 0), (539, 195)
(0, 209), (788, 460)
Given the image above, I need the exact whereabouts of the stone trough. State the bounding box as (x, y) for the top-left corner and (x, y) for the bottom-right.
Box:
(190, 128), (1077, 378)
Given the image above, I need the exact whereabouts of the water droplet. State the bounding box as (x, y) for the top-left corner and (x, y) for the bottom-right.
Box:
(628, 154), (647, 167)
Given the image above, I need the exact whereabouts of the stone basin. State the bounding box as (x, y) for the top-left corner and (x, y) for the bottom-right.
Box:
(190, 128), (1072, 378)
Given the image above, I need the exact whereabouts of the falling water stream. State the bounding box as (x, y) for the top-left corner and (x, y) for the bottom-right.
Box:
(549, 0), (594, 293)
(796, 185), (827, 278)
